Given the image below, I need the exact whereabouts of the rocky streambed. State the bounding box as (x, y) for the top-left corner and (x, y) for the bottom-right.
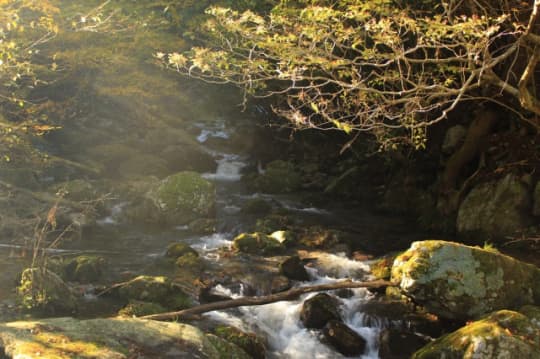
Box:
(1, 32), (539, 359)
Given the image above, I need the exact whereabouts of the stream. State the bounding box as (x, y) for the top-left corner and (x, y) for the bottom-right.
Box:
(0, 42), (429, 358)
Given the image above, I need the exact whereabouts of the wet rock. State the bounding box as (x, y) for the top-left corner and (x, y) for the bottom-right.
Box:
(214, 326), (266, 359)
(413, 306), (540, 358)
(153, 171), (215, 224)
(391, 240), (540, 320)
(199, 285), (232, 304)
(117, 300), (167, 317)
(63, 255), (106, 283)
(17, 268), (77, 314)
(534, 181), (540, 217)
(279, 255), (309, 281)
(240, 198), (272, 215)
(176, 253), (206, 272)
(379, 329), (428, 359)
(248, 160), (302, 193)
(359, 300), (444, 339)
(441, 124), (467, 154)
(166, 242), (198, 259)
(232, 232), (285, 255)
(0, 317), (251, 358)
(117, 275), (192, 309)
(457, 174), (531, 239)
(300, 293), (342, 329)
(323, 320), (366, 357)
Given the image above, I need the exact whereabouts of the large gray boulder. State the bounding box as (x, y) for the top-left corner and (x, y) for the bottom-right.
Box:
(413, 306), (540, 358)
(391, 240), (540, 320)
(0, 317), (251, 358)
(457, 174), (531, 239)
(124, 171), (215, 225)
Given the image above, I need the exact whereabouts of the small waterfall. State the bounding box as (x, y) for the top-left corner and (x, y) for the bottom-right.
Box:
(204, 255), (386, 358)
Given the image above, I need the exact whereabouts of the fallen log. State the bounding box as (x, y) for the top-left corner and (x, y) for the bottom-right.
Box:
(141, 279), (394, 321)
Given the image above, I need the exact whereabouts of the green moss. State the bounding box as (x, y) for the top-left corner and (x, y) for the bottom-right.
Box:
(249, 160), (302, 193)
(17, 268), (78, 314)
(205, 333), (251, 359)
(63, 255), (106, 283)
(214, 326), (266, 359)
(371, 253), (400, 281)
(232, 232), (285, 255)
(117, 275), (192, 309)
(155, 171), (215, 223)
(166, 243), (198, 259)
(176, 252), (206, 272)
(413, 307), (540, 358)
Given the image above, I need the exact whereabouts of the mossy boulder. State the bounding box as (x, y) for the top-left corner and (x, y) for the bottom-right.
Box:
(0, 317), (251, 359)
(63, 255), (107, 283)
(249, 160), (302, 193)
(413, 306), (540, 358)
(117, 275), (192, 309)
(153, 171), (216, 225)
(371, 253), (399, 281)
(457, 174), (532, 240)
(117, 300), (167, 317)
(165, 242), (198, 259)
(300, 293), (342, 329)
(17, 268), (77, 314)
(391, 240), (540, 320)
(232, 232), (285, 255)
(52, 179), (99, 202)
(176, 252), (206, 272)
(214, 326), (266, 359)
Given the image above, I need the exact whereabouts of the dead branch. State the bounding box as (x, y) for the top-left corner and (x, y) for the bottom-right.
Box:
(140, 279), (394, 321)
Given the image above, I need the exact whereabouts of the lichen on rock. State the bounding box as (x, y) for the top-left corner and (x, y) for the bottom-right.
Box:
(413, 306), (540, 358)
(391, 240), (540, 320)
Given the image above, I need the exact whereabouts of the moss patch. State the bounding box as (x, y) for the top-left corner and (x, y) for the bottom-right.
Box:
(413, 306), (540, 358)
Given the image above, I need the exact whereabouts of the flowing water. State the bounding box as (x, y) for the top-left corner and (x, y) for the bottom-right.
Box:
(0, 28), (427, 358)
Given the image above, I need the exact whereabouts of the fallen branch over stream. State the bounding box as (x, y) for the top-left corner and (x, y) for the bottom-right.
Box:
(141, 279), (395, 321)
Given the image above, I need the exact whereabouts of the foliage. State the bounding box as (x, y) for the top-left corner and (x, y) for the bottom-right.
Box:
(0, 0), (61, 162)
(162, 0), (540, 149)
